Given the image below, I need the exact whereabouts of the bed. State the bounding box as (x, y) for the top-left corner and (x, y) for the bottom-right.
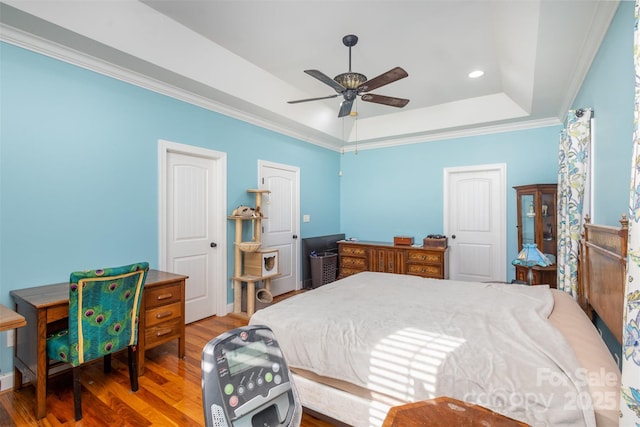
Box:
(250, 218), (625, 427)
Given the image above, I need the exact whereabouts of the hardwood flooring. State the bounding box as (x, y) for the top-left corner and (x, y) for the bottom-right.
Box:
(0, 295), (335, 426)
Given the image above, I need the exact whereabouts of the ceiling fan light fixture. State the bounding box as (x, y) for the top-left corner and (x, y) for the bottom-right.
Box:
(334, 72), (367, 89)
(289, 34), (409, 116)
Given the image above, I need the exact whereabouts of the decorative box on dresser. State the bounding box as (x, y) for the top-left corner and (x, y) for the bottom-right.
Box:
(338, 241), (448, 279)
(514, 184), (558, 287)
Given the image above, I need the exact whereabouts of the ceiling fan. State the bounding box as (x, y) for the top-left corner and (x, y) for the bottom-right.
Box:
(288, 34), (409, 118)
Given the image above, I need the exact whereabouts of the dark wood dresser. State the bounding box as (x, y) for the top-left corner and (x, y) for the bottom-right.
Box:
(338, 241), (448, 279)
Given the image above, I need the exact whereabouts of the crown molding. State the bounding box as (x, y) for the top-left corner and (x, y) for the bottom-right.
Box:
(2, 23), (567, 154)
(341, 117), (563, 152)
(0, 23), (342, 152)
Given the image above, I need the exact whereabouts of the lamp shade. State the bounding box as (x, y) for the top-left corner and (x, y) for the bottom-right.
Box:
(512, 243), (551, 268)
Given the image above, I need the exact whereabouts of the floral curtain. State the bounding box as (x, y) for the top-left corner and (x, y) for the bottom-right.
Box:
(557, 108), (592, 297)
(620, 2), (640, 423)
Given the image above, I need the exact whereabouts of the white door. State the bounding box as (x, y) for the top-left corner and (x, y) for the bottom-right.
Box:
(159, 140), (227, 322)
(444, 164), (506, 282)
(259, 161), (300, 296)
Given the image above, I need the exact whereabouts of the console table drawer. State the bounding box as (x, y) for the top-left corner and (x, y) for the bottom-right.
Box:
(145, 302), (182, 327)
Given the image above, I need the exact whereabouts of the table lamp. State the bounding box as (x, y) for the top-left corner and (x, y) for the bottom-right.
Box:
(512, 243), (551, 285)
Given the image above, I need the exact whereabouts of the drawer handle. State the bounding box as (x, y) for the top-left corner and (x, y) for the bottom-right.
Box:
(156, 311), (173, 319)
(156, 328), (173, 337)
(156, 293), (173, 300)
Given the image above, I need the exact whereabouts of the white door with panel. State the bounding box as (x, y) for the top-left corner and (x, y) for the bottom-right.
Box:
(159, 140), (227, 323)
(259, 160), (300, 296)
(444, 164), (506, 282)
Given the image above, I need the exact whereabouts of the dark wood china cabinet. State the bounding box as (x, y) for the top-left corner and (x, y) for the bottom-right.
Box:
(514, 184), (557, 287)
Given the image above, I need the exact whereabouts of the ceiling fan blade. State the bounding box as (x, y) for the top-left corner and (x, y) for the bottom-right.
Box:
(338, 99), (354, 117)
(288, 94), (339, 104)
(358, 67), (408, 93)
(361, 93), (410, 108)
(305, 69), (346, 93)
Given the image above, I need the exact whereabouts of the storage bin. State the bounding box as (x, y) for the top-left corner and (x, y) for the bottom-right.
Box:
(310, 252), (338, 288)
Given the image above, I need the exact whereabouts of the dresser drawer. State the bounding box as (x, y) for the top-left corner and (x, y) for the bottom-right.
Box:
(339, 267), (365, 277)
(340, 245), (367, 257)
(406, 263), (443, 278)
(340, 256), (367, 268)
(145, 283), (182, 309)
(145, 318), (182, 346)
(407, 250), (443, 264)
(145, 302), (182, 327)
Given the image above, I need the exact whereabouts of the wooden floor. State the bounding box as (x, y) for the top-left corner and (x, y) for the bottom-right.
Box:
(0, 295), (335, 426)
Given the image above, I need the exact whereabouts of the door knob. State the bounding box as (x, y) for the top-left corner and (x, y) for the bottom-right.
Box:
(210, 242), (217, 248)
(292, 235), (298, 239)
(451, 235), (456, 239)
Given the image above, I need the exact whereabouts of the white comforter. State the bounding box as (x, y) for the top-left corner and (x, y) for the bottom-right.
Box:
(250, 272), (596, 427)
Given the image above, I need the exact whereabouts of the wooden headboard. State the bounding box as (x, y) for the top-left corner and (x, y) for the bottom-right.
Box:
(579, 214), (628, 343)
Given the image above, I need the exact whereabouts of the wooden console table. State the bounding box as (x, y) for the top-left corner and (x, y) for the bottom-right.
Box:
(10, 269), (187, 420)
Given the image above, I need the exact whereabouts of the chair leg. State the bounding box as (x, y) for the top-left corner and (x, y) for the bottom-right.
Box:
(128, 345), (139, 392)
(72, 366), (82, 421)
(104, 353), (112, 374)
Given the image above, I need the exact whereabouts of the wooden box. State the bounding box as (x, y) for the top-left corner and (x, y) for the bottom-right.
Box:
(244, 249), (279, 277)
(394, 236), (414, 246)
(423, 236), (448, 248)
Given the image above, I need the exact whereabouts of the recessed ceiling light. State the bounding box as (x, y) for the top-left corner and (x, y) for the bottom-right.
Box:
(468, 70), (484, 78)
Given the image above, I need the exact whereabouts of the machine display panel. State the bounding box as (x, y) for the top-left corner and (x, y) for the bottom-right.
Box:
(225, 340), (270, 375)
(202, 325), (301, 427)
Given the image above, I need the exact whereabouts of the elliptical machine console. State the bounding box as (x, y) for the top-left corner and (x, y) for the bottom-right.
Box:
(202, 325), (301, 427)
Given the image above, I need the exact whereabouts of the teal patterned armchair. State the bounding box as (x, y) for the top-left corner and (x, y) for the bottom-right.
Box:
(46, 262), (149, 420)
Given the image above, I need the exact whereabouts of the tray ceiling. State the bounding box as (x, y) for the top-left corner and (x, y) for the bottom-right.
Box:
(0, 1), (619, 150)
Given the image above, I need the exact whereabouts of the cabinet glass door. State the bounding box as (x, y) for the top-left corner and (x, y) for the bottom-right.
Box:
(520, 194), (535, 246)
(540, 191), (556, 257)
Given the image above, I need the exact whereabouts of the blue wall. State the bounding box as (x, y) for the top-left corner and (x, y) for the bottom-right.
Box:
(0, 42), (341, 297)
(0, 42), (340, 376)
(340, 126), (560, 271)
(340, 1), (634, 279)
(573, 0), (634, 226)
